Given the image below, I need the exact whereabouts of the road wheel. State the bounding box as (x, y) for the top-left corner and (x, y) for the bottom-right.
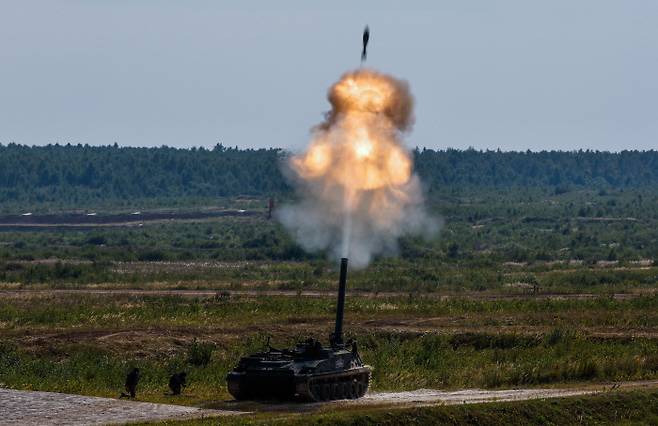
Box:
(341, 382), (351, 399)
(350, 381), (359, 399)
(333, 382), (342, 399)
(357, 375), (369, 397)
(311, 383), (322, 401)
(322, 383), (331, 401)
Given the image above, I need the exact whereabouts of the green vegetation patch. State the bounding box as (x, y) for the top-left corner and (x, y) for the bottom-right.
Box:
(3, 294), (658, 404)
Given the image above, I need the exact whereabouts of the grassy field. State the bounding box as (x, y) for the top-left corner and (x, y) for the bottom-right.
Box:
(1, 190), (657, 423)
(3, 292), (658, 407)
(1, 189), (657, 295)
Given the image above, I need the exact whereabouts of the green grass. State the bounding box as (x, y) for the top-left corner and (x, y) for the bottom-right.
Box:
(4, 293), (658, 330)
(3, 294), (658, 405)
(4, 331), (658, 399)
(2, 251), (657, 295)
(1, 188), (658, 295)
(2, 167), (658, 423)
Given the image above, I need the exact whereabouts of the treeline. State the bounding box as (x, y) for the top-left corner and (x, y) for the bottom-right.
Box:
(417, 149), (658, 190)
(0, 143), (288, 207)
(1, 144), (658, 208)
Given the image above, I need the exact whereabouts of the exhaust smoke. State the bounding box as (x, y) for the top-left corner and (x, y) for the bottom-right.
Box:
(278, 69), (439, 268)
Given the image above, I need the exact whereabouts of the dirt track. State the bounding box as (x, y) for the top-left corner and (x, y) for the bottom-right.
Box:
(0, 388), (234, 426)
(0, 209), (258, 229)
(326, 378), (658, 409)
(3, 380), (657, 425)
(1, 288), (654, 302)
(218, 386), (611, 413)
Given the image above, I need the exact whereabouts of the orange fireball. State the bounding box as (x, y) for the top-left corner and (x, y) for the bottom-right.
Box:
(292, 69), (414, 210)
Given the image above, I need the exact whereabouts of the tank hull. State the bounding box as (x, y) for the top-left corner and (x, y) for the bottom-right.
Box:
(227, 366), (371, 401)
(227, 258), (370, 402)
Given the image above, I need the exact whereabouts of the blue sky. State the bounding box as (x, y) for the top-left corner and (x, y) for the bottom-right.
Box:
(1, 1), (657, 151)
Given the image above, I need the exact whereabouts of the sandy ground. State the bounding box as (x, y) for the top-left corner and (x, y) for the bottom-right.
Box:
(219, 379), (658, 413)
(3, 380), (657, 425)
(0, 388), (238, 426)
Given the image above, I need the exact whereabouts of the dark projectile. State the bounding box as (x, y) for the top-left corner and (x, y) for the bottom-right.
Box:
(361, 26), (370, 62)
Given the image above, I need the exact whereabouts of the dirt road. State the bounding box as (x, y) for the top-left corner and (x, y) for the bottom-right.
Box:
(0, 209), (258, 229)
(356, 379), (658, 408)
(215, 379), (658, 413)
(0, 388), (236, 426)
(0, 287), (652, 302)
(3, 380), (657, 424)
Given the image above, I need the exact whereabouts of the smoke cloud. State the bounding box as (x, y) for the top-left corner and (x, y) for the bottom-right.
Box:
(278, 69), (439, 268)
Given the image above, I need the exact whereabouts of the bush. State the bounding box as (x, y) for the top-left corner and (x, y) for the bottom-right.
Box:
(137, 250), (167, 262)
(0, 342), (20, 370)
(449, 333), (541, 350)
(187, 339), (215, 367)
(575, 357), (600, 380)
(85, 235), (107, 245)
(545, 328), (575, 346)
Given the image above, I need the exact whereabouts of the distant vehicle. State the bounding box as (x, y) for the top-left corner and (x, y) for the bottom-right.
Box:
(131, 211), (141, 215)
(237, 209), (246, 213)
(21, 212), (32, 216)
(86, 212), (97, 216)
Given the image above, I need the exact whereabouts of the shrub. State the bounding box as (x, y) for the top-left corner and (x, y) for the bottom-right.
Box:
(187, 339), (215, 367)
(545, 328), (575, 346)
(137, 250), (167, 262)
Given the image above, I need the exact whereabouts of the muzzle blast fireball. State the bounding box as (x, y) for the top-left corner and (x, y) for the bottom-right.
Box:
(279, 67), (437, 268)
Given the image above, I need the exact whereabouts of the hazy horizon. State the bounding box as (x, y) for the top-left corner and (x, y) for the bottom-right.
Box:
(1, 1), (657, 152)
(5, 142), (658, 154)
